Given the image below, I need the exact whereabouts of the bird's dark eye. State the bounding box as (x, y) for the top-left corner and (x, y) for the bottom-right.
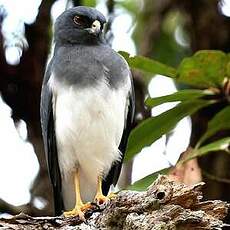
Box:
(73, 16), (86, 26)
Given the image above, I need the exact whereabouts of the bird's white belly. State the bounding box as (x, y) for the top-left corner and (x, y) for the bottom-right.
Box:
(54, 82), (127, 209)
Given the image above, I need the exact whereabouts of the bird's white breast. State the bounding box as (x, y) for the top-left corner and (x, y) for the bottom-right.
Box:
(49, 74), (130, 208)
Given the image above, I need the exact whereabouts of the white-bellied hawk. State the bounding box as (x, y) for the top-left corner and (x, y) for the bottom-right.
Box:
(40, 6), (135, 219)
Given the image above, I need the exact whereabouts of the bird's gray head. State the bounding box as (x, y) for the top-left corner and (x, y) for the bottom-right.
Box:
(54, 6), (106, 45)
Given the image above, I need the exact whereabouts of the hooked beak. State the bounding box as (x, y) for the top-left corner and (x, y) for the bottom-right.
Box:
(85, 20), (101, 35)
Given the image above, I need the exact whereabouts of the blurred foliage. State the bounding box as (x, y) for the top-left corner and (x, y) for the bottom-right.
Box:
(132, 6), (191, 66)
(121, 50), (230, 189)
(82, 0), (96, 7)
(153, 10), (191, 67)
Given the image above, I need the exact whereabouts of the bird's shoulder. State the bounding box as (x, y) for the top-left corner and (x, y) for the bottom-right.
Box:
(51, 44), (130, 89)
(54, 44), (124, 64)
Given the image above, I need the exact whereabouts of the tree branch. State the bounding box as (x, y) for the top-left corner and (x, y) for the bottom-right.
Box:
(0, 175), (229, 229)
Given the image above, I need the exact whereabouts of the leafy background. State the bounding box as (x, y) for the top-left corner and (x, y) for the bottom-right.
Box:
(0, 0), (229, 223)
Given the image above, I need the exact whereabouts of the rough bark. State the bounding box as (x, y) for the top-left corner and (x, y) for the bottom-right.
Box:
(0, 176), (228, 230)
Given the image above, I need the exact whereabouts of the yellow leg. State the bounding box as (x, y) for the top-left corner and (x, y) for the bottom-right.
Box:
(94, 177), (116, 206)
(64, 170), (92, 220)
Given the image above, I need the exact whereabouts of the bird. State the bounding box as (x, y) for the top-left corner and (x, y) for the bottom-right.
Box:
(40, 6), (135, 219)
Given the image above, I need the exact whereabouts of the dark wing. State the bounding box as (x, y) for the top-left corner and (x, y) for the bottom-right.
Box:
(40, 60), (63, 215)
(102, 72), (135, 194)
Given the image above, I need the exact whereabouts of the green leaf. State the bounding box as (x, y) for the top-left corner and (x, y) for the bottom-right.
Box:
(182, 137), (230, 163)
(196, 106), (230, 147)
(127, 168), (170, 191)
(82, 0), (96, 7)
(177, 50), (229, 88)
(145, 89), (213, 108)
(119, 51), (176, 78)
(198, 137), (230, 154)
(125, 99), (212, 161)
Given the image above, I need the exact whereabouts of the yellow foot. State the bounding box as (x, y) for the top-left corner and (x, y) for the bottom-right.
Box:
(94, 192), (116, 208)
(108, 192), (117, 199)
(64, 202), (93, 221)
